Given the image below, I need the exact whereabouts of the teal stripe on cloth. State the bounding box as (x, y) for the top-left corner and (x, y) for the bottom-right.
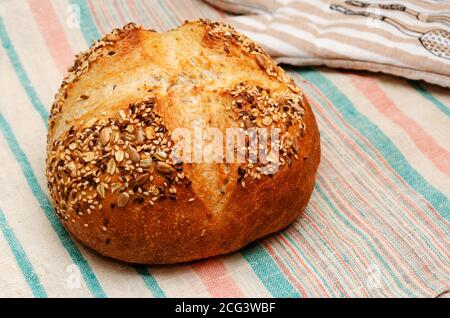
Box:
(134, 265), (166, 298)
(241, 244), (300, 297)
(0, 113), (106, 298)
(69, 0), (101, 45)
(297, 68), (450, 220)
(0, 18), (48, 126)
(408, 81), (450, 118)
(0, 208), (47, 297)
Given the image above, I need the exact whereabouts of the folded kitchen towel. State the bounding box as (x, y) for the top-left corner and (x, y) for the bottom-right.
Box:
(204, 0), (450, 87)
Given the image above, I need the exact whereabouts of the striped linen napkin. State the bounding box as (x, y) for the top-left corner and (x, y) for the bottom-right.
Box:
(0, 0), (449, 298)
(204, 0), (450, 87)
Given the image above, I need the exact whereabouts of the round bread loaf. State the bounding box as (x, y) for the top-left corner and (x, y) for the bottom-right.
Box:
(46, 19), (320, 264)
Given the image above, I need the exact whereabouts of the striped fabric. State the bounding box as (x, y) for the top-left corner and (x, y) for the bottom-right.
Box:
(205, 0), (450, 87)
(0, 0), (448, 298)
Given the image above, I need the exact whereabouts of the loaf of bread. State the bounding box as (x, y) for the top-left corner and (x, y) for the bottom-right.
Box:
(46, 20), (320, 264)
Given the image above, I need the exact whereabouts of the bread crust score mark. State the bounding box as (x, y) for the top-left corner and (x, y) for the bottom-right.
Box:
(46, 19), (321, 264)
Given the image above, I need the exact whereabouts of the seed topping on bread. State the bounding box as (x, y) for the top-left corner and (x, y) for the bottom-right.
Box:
(46, 96), (185, 223)
(225, 83), (306, 184)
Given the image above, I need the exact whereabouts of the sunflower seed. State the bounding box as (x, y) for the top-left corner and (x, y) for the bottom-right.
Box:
(154, 151), (167, 161)
(106, 158), (116, 175)
(128, 147), (140, 163)
(134, 173), (148, 186)
(99, 127), (111, 146)
(96, 183), (106, 198)
(255, 54), (267, 70)
(117, 192), (130, 207)
(156, 161), (174, 174)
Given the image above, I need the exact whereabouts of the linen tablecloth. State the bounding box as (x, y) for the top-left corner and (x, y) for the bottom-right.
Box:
(0, 0), (448, 297)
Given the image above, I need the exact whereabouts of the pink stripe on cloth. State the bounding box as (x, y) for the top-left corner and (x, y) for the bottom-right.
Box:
(350, 75), (450, 178)
(192, 259), (243, 297)
(27, 0), (74, 74)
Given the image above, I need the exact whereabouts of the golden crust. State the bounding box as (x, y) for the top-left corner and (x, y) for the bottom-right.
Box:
(46, 19), (320, 264)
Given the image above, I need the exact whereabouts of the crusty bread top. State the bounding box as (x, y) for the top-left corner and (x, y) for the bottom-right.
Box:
(46, 19), (307, 225)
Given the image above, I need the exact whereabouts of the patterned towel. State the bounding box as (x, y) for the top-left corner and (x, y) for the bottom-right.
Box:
(205, 0), (450, 87)
(0, 0), (448, 298)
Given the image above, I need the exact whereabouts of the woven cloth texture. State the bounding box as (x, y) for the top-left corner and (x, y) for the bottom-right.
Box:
(0, 0), (448, 297)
